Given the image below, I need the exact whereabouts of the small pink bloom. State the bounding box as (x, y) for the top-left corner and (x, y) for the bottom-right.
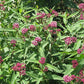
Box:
(20, 70), (26, 76)
(79, 3), (84, 9)
(35, 37), (42, 42)
(49, 30), (53, 33)
(32, 40), (38, 46)
(13, 23), (19, 29)
(64, 37), (72, 45)
(81, 78), (84, 83)
(10, 40), (16, 44)
(52, 10), (58, 16)
(71, 37), (77, 43)
(1, 7), (5, 11)
(36, 12), (46, 19)
(80, 14), (84, 20)
(72, 60), (78, 68)
(0, 56), (3, 63)
(48, 24), (51, 27)
(77, 48), (82, 54)
(63, 75), (72, 83)
(50, 21), (57, 28)
(0, 4), (3, 6)
(46, 13), (51, 18)
(71, 75), (76, 80)
(39, 57), (46, 64)
(30, 25), (36, 31)
(21, 28), (28, 34)
(43, 66), (48, 72)
(56, 29), (61, 32)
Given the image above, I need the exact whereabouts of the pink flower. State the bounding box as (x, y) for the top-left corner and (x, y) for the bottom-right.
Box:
(1, 6), (5, 11)
(32, 40), (38, 46)
(35, 37), (42, 42)
(36, 12), (46, 19)
(72, 60), (78, 68)
(79, 3), (84, 11)
(50, 21), (57, 28)
(12, 63), (26, 76)
(63, 75), (72, 83)
(43, 66), (48, 72)
(64, 37), (72, 45)
(49, 30), (53, 33)
(52, 10), (58, 16)
(30, 25), (36, 31)
(10, 40), (16, 47)
(48, 24), (51, 27)
(77, 48), (82, 54)
(21, 28), (28, 34)
(10, 40), (16, 44)
(0, 4), (3, 6)
(13, 23), (19, 29)
(39, 57), (46, 64)
(46, 13), (51, 18)
(80, 14), (84, 20)
(71, 37), (77, 43)
(81, 78), (84, 83)
(0, 56), (3, 63)
(56, 29), (61, 32)
(71, 75), (76, 80)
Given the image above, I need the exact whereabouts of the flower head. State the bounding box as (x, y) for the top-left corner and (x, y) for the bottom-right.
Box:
(13, 23), (19, 29)
(50, 21), (57, 28)
(43, 66), (48, 72)
(35, 37), (42, 42)
(32, 40), (38, 46)
(21, 28), (28, 34)
(77, 48), (82, 54)
(63, 75), (72, 83)
(30, 25), (36, 31)
(0, 56), (3, 63)
(72, 60), (78, 68)
(39, 57), (46, 64)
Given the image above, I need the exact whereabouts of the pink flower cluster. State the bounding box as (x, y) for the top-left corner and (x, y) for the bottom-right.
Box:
(12, 63), (26, 76)
(63, 67), (84, 83)
(43, 66), (48, 72)
(79, 3), (84, 11)
(21, 28), (29, 34)
(48, 21), (57, 28)
(51, 10), (58, 16)
(10, 40), (17, 47)
(80, 14), (84, 20)
(39, 57), (46, 64)
(13, 23), (19, 29)
(63, 75), (72, 82)
(0, 1), (5, 11)
(77, 44), (84, 54)
(72, 60), (78, 68)
(29, 25), (36, 31)
(32, 37), (42, 46)
(36, 12), (46, 19)
(49, 29), (61, 34)
(64, 37), (77, 45)
(0, 56), (3, 63)
(46, 13), (51, 18)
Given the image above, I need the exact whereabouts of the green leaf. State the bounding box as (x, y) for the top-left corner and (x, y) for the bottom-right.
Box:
(11, 72), (19, 84)
(46, 64), (63, 73)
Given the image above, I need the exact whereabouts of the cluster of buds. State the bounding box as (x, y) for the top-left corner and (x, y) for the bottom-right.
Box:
(72, 60), (78, 68)
(0, 1), (5, 11)
(21, 28), (29, 34)
(64, 37), (77, 45)
(77, 44), (84, 54)
(0, 56), (3, 63)
(12, 63), (26, 76)
(32, 37), (42, 46)
(79, 3), (84, 20)
(10, 40), (17, 47)
(36, 12), (46, 19)
(13, 23), (19, 29)
(39, 57), (48, 72)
